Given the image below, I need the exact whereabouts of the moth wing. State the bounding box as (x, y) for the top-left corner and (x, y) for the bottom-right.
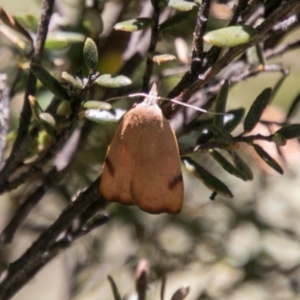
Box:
(130, 111), (183, 214)
(99, 109), (138, 205)
(100, 102), (184, 214)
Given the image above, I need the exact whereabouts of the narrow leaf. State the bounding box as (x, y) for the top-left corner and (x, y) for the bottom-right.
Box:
(61, 72), (84, 89)
(272, 73), (288, 100)
(253, 144), (284, 174)
(95, 74), (132, 88)
(107, 276), (122, 300)
(45, 32), (85, 50)
(83, 108), (125, 123)
(28, 95), (43, 123)
(114, 18), (154, 32)
(210, 124), (233, 142)
(183, 157), (233, 198)
(275, 124), (300, 139)
(31, 64), (70, 100)
(228, 150), (253, 180)
(196, 128), (213, 145)
(271, 133), (286, 146)
(14, 13), (38, 31)
(224, 108), (245, 132)
(149, 53), (176, 64)
(82, 100), (111, 110)
(286, 93), (300, 122)
(39, 112), (56, 127)
(209, 150), (248, 181)
(203, 25), (257, 48)
(214, 80), (229, 128)
(244, 87), (272, 133)
(83, 38), (98, 71)
(171, 286), (190, 300)
(0, 6), (33, 46)
(160, 9), (197, 31)
(39, 113), (56, 138)
(167, 0), (198, 11)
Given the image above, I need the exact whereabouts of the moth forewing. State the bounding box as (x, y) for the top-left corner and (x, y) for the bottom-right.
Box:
(99, 95), (183, 214)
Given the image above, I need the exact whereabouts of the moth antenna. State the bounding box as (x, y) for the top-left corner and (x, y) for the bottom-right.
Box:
(159, 97), (226, 116)
(105, 93), (150, 103)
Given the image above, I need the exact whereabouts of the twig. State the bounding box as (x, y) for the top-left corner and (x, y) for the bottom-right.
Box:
(164, 0), (300, 119)
(0, 178), (104, 300)
(180, 133), (275, 156)
(0, 0), (55, 186)
(229, 0), (249, 25)
(191, 0), (210, 61)
(0, 74), (9, 169)
(265, 40), (300, 59)
(142, 0), (161, 92)
(0, 168), (58, 245)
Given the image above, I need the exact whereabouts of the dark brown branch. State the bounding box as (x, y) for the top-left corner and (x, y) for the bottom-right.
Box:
(0, 74), (10, 169)
(0, 178), (104, 300)
(229, 0), (249, 25)
(0, 168), (59, 245)
(0, 0), (55, 186)
(191, 0), (210, 61)
(142, 0), (161, 92)
(163, 0), (300, 119)
(180, 133), (275, 156)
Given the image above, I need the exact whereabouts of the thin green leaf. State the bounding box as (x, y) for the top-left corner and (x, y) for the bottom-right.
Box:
(45, 32), (85, 50)
(0, 6), (33, 46)
(224, 108), (245, 132)
(28, 95), (43, 123)
(14, 13), (38, 31)
(83, 37), (98, 71)
(196, 128), (213, 145)
(39, 112), (56, 127)
(275, 124), (300, 139)
(31, 64), (70, 100)
(271, 133), (286, 146)
(214, 80), (229, 128)
(82, 100), (111, 110)
(203, 25), (257, 48)
(159, 9), (197, 31)
(272, 73), (288, 100)
(107, 276), (122, 300)
(39, 113), (56, 138)
(167, 0), (198, 11)
(114, 18), (154, 32)
(171, 286), (190, 300)
(286, 93), (300, 122)
(95, 74), (132, 88)
(228, 150), (253, 180)
(244, 87), (272, 133)
(255, 44), (265, 65)
(83, 108), (125, 123)
(149, 53), (176, 64)
(210, 124), (233, 142)
(253, 144), (284, 174)
(209, 150), (248, 181)
(61, 72), (84, 89)
(183, 157), (233, 198)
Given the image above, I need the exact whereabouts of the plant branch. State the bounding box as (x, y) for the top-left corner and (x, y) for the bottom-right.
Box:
(0, 0), (55, 186)
(142, 0), (161, 92)
(0, 74), (9, 169)
(0, 178), (105, 300)
(162, 0), (300, 119)
(191, 0), (210, 61)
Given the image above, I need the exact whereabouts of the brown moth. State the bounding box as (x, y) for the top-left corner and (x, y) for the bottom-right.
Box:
(99, 83), (183, 214)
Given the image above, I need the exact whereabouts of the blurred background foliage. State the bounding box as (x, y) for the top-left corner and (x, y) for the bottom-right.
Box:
(1, 0), (300, 300)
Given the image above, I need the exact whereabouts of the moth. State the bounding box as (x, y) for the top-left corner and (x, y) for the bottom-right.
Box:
(99, 83), (183, 214)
